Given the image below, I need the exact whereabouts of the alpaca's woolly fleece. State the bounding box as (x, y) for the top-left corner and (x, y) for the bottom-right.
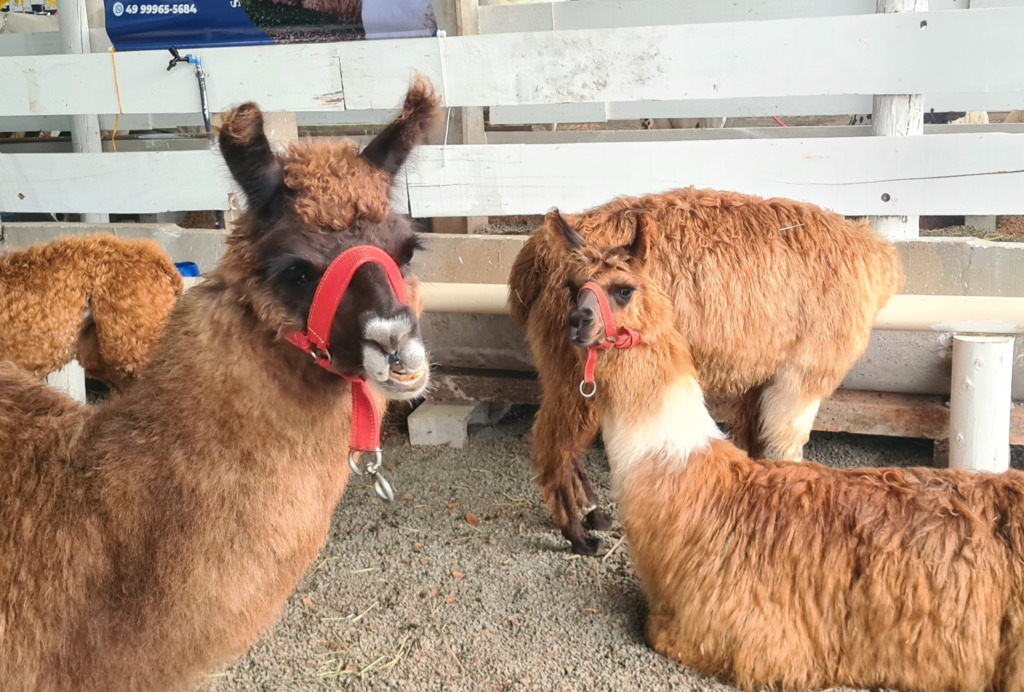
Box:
(0, 79), (440, 692)
(508, 186), (903, 552)
(0, 233), (182, 392)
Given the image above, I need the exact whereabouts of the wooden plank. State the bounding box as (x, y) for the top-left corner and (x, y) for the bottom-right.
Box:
(404, 134), (1024, 218)
(2, 9), (1024, 117)
(0, 42), (346, 117)
(345, 9), (1024, 110)
(0, 27), (109, 56)
(421, 374), (1024, 445)
(490, 92), (1024, 124)
(0, 150), (411, 215)
(479, 0), (1019, 34)
(486, 123), (1024, 145)
(0, 150), (232, 213)
(6, 133), (1024, 215)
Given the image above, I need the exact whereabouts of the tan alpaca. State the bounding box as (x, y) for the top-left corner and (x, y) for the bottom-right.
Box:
(508, 189), (904, 554)
(558, 218), (1024, 692)
(0, 234), (183, 393)
(0, 79), (440, 691)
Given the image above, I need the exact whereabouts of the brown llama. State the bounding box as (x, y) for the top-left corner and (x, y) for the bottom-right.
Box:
(508, 189), (904, 554)
(556, 217), (1024, 692)
(0, 233), (183, 393)
(0, 78), (440, 691)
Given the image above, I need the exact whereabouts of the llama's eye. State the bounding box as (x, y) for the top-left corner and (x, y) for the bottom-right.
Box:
(283, 263), (309, 286)
(616, 286), (636, 302)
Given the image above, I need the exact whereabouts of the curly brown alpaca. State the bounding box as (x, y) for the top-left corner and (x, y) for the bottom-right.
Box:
(508, 189), (903, 554)
(0, 78), (440, 691)
(560, 220), (1024, 692)
(0, 234), (182, 393)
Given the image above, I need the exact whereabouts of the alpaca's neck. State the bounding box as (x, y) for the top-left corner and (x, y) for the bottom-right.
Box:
(596, 335), (724, 494)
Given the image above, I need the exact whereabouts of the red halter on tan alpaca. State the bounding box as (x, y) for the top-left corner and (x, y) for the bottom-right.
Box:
(577, 281), (642, 398)
(286, 245), (405, 502)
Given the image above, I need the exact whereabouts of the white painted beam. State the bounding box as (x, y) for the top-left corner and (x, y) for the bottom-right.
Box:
(5, 134), (1024, 216)
(949, 335), (1014, 471)
(478, 0), (1024, 34)
(404, 134), (1024, 218)
(44, 360), (87, 403)
(489, 92), (1024, 124)
(2, 9), (1023, 117)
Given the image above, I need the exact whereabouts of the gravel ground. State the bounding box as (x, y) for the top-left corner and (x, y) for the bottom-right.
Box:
(201, 405), (1024, 691)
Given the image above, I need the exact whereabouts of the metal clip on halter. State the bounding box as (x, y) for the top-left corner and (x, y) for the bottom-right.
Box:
(579, 380), (597, 398)
(348, 449), (395, 502)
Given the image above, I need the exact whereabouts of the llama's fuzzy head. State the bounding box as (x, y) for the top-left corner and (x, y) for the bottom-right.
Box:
(550, 209), (675, 349)
(216, 77), (441, 399)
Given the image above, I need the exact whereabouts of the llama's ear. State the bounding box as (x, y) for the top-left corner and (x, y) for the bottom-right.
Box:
(218, 102), (285, 214)
(548, 209), (584, 250)
(360, 76), (442, 176)
(626, 213), (654, 265)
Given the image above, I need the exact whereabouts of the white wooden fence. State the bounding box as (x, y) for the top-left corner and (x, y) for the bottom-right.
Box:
(2, 1), (1024, 222)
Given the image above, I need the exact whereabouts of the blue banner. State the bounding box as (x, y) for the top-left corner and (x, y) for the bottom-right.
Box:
(105, 1), (272, 51)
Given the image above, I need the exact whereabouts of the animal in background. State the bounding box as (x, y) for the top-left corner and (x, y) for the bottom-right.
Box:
(0, 77), (439, 691)
(508, 188), (903, 554)
(559, 216), (1024, 692)
(0, 234), (183, 393)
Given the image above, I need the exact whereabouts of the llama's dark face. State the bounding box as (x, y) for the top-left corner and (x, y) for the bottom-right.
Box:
(218, 81), (440, 399)
(549, 210), (659, 348)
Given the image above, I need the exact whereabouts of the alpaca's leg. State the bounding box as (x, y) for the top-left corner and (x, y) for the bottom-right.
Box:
(531, 384), (602, 554)
(758, 369), (821, 461)
(574, 453), (612, 531)
(726, 386), (766, 458)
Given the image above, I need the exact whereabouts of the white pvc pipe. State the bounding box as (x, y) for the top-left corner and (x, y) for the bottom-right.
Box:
(183, 279), (1024, 334)
(949, 335), (1014, 472)
(873, 295), (1024, 334)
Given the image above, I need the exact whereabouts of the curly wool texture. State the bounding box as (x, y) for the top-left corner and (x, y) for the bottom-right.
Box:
(0, 234), (183, 392)
(281, 77), (439, 231)
(283, 139), (391, 230)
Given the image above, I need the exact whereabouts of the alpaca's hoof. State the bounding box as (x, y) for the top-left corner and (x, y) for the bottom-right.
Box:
(583, 508), (613, 531)
(570, 534), (603, 556)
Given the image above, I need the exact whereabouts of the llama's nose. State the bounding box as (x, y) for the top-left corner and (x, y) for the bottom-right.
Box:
(568, 308), (596, 345)
(569, 308), (594, 331)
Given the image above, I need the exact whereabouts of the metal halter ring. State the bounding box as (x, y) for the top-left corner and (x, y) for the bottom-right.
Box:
(372, 473), (395, 502)
(348, 448), (383, 476)
(579, 380), (597, 398)
(310, 344), (332, 363)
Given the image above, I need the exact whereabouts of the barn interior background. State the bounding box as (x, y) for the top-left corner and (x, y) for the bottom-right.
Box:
(1, 0), (1023, 468)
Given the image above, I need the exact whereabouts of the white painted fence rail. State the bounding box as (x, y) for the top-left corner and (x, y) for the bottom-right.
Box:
(2, 9), (1024, 118)
(6, 133), (1023, 217)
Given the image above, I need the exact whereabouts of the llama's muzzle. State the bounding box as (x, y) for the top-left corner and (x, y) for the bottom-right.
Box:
(567, 289), (605, 348)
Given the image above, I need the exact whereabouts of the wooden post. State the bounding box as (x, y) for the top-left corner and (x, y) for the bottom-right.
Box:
(46, 361), (87, 403)
(57, 0), (108, 224)
(867, 0), (925, 240)
(433, 0), (488, 235)
(949, 335), (1014, 472)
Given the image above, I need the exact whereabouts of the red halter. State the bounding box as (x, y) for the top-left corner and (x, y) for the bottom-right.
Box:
(285, 245), (407, 502)
(577, 281), (642, 398)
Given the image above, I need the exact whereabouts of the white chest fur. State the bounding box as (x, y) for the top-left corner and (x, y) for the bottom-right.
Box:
(601, 375), (725, 495)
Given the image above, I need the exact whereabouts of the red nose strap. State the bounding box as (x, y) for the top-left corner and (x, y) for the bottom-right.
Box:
(285, 245), (408, 501)
(578, 280), (642, 398)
